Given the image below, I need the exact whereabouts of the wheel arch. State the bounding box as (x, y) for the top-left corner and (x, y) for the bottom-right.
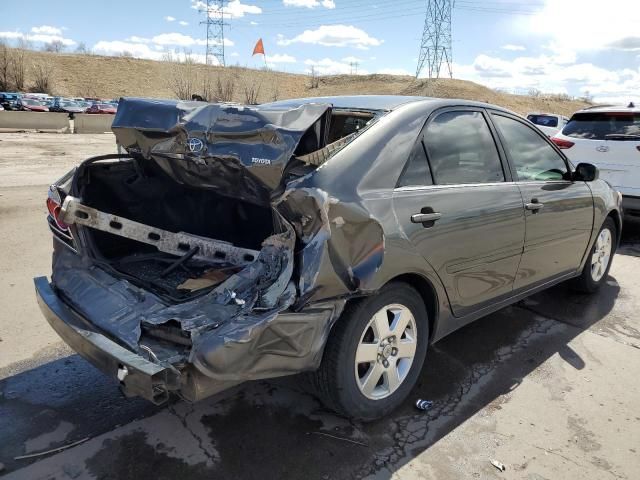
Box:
(607, 209), (622, 244)
(386, 273), (439, 344)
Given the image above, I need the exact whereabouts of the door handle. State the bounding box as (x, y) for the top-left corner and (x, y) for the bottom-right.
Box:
(525, 199), (544, 212)
(411, 212), (442, 223)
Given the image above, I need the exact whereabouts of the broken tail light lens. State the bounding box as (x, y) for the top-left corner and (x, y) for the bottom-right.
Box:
(47, 195), (69, 231)
(551, 137), (575, 149)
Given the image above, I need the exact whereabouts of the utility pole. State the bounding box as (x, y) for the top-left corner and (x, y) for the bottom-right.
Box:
(200, 0), (228, 66)
(349, 61), (359, 75)
(416, 0), (453, 79)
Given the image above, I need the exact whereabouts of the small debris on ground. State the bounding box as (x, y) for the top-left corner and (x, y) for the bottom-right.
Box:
(415, 399), (433, 411)
(490, 459), (506, 472)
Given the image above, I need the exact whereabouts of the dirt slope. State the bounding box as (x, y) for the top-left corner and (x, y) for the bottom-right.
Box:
(19, 50), (589, 116)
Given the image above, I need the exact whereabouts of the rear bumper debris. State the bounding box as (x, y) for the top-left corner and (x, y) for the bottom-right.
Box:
(34, 276), (179, 404)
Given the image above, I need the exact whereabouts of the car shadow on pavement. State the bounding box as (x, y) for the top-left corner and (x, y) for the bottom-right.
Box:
(0, 275), (621, 479)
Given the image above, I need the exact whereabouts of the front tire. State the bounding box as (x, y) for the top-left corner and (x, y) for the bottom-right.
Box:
(313, 282), (429, 421)
(572, 217), (616, 293)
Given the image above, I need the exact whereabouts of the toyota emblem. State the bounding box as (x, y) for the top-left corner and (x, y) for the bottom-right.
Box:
(187, 137), (204, 153)
(596, 145), (609, 153)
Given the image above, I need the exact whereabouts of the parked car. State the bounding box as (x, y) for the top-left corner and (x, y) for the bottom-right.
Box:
(86, 103), (117, 114)
(0, 92), (21, 110)
(0, 104), (4, 111)
(16, 98), (49, 112)
(552, 103), (640, 216)
(49, 98), (86, 114)
(35, 96), (621, 420)
(526, 112), (568, 137)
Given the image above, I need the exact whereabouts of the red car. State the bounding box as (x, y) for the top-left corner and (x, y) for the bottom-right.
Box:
(17, 98), (49, 112)
(86, 103), (117, 114)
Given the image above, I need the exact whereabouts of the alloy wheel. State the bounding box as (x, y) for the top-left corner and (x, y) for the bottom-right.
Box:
(354, 304), (417, 400)
(591, 228), (612, 282)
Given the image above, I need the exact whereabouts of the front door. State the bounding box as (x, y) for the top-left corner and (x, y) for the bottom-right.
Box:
(490, 113), (594, 290)
(393, 108), (525, 317)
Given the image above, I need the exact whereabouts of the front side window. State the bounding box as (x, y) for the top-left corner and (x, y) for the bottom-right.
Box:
(493, 114), (568, 181)
(423, 111), (504, 185)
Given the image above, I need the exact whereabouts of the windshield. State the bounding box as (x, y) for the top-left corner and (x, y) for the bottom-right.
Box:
(563, 112), (640, 140)
(23, 99), (41, 106)
(61, 101), (81, 108)
(527, 114), (558, 128)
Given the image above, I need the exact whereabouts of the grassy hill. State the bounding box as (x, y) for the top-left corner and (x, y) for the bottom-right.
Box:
(15, 49), (590, 116)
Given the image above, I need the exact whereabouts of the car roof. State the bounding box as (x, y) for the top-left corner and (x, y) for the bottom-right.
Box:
(261, 95), (513, 114)
(575, 105), (640, 114)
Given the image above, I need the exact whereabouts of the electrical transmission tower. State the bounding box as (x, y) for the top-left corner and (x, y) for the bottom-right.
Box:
(200, 0), (227, 66)
(416, 0), (453, 79)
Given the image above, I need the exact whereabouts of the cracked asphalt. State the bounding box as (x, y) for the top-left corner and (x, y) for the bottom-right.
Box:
(1, 133), (639, 479)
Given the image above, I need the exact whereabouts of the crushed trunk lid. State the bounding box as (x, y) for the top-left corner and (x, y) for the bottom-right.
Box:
(111, 98), (332, 205)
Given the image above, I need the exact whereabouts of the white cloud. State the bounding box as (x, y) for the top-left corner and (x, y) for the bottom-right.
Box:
(192, 0), (262, 19)
(0, 32), (24, 40)
(268, 53), (297, 64)
(165, 16), (176, 22)
(304, 58), (369, 75)
(501, 44), (525, 51)
(179, 20), (189, 26)
(527, 0), (640, 52)
(31, 25), (63, 35)
(92, 40), (217, 65)
(230, 52), (240, 57)
(250, 21), (259, 25)
(126, 36), (151, 44)
(283, 0), (335, 8)
(278, 25), (382, 49)
(152, 32), (208, 47)
(341, 56), (362, 63)
(0, 30), (75, 46)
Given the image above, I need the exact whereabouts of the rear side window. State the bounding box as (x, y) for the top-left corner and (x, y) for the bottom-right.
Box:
(563, 112), (640, 140)
(424, 111), (504, 185)
(527, 114), (558, 128)
(398, 141), (433, 187)
(493, 114), (567, 181)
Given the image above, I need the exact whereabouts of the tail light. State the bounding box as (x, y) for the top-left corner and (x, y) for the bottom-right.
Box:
(47, 193), (69, 231)
(551, 137), (575, 149)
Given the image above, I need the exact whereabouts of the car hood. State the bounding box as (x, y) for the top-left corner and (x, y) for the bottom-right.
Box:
(112, 97), (332, 206)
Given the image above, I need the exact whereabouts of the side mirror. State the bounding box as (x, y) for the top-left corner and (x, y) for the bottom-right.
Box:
(572, 162), (599, 182)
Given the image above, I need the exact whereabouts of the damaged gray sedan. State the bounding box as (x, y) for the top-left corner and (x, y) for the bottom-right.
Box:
(35, 95), (621, 420)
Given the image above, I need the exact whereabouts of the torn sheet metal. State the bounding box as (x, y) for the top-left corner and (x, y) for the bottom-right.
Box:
(112, 98), (332, 205)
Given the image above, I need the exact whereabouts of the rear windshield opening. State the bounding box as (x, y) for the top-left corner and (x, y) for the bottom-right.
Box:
(563, 112), (640, 140)
(294, 110), (375, 157)
(527, 114), (558, 128)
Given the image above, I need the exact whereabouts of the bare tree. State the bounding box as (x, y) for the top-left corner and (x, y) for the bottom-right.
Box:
(164, 51), (200, 100)
(215, 76), (236, 102)
(11, 47), (26, 91)
(44, 40), (65, 53)
(243, 79), (261, 104)
(308, 66), (320, 89)
(31, 59), (55, 94)
(75, 42), (89, 54)
(0, 41), (11, 91)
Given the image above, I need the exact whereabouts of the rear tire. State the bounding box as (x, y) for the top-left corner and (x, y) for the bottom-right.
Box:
(572, 217), (616, 293)
(312, 282), (429, 421)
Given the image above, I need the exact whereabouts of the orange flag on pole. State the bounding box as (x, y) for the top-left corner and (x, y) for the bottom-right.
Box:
(252, 38), (265, 56)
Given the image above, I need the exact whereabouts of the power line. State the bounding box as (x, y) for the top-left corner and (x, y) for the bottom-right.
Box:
(200, 0), (228, 66)
(416, 0), (453, 79)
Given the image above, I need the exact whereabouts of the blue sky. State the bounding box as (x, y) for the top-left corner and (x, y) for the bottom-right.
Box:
(1, 0), (639, 103)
